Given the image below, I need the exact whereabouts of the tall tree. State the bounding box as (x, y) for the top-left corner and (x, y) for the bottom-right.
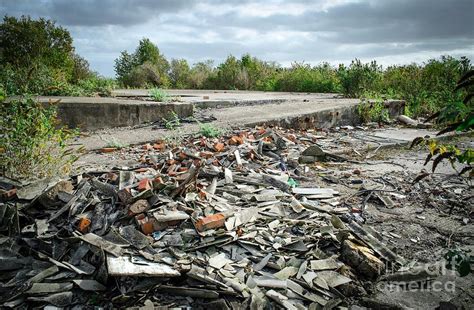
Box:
(0, 15), (74, 71)
(114, 38), (169, 87)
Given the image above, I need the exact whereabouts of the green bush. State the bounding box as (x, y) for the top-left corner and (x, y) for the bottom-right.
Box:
(273, 62), (340, 93)
(337, 59), (382, 97)
(0, 95), (79, 179)
(357, 93), (390, 123)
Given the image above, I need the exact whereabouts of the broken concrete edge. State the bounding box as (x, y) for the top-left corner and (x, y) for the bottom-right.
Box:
(193, 98), (287, 109)
(110, 89), (341, 97)
(246, 100), (405, 130)
(35, 96), (194, 131)
(78, 100), (409, 152)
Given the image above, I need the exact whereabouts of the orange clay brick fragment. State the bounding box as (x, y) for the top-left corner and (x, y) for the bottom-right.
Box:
(199, 151), (214, 159)
(100, 147), (116, 153)
(229, 136), (243, 145)
(153, 176), (164, 185)
(138, 178), (152, 192)
(77, 218), (91, 233)
(195, 213), (226, 232)
(214, 142), (225, 152)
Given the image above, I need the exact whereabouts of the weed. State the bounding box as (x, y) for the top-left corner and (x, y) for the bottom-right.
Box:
(163, 131), (184, 146)
(0, 95), (79, 180)
(162, 111), (180, 130)
(149, 88), (169, 102)
(104, 137), (128, 149)
(198, 123), (222, 138)
(357, 97), (390, 123)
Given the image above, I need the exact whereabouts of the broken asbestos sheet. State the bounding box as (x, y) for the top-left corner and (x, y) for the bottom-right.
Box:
(0, 126), (411, 309)
(106, 255), (180, 277)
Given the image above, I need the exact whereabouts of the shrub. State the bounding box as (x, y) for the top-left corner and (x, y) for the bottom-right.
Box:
(357, 96), (390, 124)
(273, 62), (340, 93)
(337, 59), (382, 97)
(0, 95), (79, 179)
(0, 16), (74, 75)
(121, 62), (169, 88)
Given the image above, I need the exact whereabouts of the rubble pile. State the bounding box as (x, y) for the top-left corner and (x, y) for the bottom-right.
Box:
(1, 127), (411, 308)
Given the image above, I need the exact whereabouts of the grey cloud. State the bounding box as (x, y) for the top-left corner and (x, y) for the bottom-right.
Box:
(1, 0), (472, 77)
(190, 0), (473, 44)
(1, 0), (194, 25)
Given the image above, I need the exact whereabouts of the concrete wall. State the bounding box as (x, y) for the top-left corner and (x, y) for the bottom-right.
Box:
(37, 97), (194, 131)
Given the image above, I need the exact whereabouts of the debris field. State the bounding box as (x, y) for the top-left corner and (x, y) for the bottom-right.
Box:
(1, 125), (472, 309)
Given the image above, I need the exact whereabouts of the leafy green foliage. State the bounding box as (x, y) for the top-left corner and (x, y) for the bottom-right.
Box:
(0, 16), (73, 73)
(0, 16), (74, 94)
(411, 69), (473, 178)
(0, 16), (111, 97)
(274, 62), (340, 93)
(169, 59), (191, 88)
(162, 111), (180, 130)
(356, 96), (390, 124)
(187, 60), (216, 89)
(104, 137), (128, 149)
(149, 88), (169, 102)
(71, 53), (93, 83)
(0, 96), (79, 179)
(337, 60), (381, 97)
(114, 38), (169, 87)
(198, 124), (222, 138)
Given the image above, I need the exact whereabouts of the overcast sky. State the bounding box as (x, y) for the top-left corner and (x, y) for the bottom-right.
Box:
(1, 0), (473, 77)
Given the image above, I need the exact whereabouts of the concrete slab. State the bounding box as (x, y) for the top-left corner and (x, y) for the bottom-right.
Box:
(36, 96), (193, 130)
(74, 97), (405, 151)
(37, 90), (404, 132)
(112, 89), (340, 100)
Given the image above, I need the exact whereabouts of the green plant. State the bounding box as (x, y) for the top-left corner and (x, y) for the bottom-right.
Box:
(337, 59), (382, 98)
(114, 38), (169, 87)
(149, 88), (169, 102)
(104, 137), (128, 149)
(169, 58), (191, 88)
(356, 97), (390, 123)
(162, 111), (180, 130)
(198, 123), (222, 138)
(411, 69), (473, 178)
(0, 95), (79, 179)
(0, 16), (75, 93)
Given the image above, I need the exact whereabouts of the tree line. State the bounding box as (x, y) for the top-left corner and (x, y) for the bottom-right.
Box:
(1, 16), (472, 116)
